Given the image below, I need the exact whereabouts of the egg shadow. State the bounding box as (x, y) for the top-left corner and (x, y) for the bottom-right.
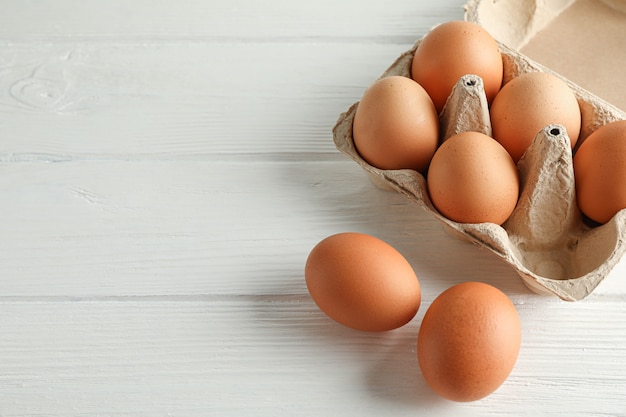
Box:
(253, 291), (449, 408)
(279, 158), (534, 299)
(361, 320), (451, 409)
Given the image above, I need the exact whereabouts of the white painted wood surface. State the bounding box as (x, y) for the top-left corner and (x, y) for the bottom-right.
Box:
(1, 1), (625, 415)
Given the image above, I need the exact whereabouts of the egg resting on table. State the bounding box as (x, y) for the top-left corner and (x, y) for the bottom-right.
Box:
(305, 232), (421, 332)
(417, 282), (521, 402)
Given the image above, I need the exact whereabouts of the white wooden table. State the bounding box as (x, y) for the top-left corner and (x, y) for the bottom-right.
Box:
(2, 1), (626, 415)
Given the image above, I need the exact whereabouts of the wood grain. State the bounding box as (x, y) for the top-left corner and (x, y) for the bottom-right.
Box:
(1, 0), (626, 415)
(0, 159), (537, 298)
(0, 0), (465, 41)
(1, 299), (625, 416)
(0, 42), (401, 158)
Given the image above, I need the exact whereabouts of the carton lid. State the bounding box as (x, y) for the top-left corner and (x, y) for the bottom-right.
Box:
(466, 0), (626, 111)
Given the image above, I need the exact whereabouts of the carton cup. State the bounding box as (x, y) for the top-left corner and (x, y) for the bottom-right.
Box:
(332, 26), (626, 301)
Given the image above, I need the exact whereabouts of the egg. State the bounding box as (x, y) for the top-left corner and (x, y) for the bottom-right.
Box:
(352, 75), (439, 173)
(490, 71), (581, 162)
(426, 131), (519, 225)
(417, 282), (521, 402)
(573, 119), (626, 224)
(411, 20), (503, 113)
(305, 232), (421, 332)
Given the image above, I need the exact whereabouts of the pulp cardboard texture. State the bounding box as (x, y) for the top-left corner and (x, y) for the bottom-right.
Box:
(332, 0), (626, 301)
(467, 0), (626, 112)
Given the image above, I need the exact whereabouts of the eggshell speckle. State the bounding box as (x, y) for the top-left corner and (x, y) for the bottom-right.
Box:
(411, 20), (503, 113)
(490, 71), (581, 162)
(352, 75), (439, 173)
(305, 232), (421, 332)
(574, 119), (626, 224)
(417, 282), (521, 402)
(426, 131), (519, 225)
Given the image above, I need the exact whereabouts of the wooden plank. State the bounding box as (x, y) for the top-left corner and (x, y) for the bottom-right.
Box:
(0, 42), (414, 158)
(0, 0), (465, 42)
(2, 1), (625, 415)
(0, 158), (535, 297)
(0, 298), (625, 416)
(1, 159), (624, 298)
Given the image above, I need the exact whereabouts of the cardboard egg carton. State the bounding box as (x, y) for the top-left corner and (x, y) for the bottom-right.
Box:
(332, 1), (626, 301)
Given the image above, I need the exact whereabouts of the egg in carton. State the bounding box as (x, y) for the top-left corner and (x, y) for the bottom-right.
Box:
(332, 35), (626, 301)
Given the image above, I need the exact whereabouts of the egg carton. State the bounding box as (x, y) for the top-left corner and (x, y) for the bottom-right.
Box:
(332, 37), (626, 301)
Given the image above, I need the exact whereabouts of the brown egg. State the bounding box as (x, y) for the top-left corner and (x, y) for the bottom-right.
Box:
(417, 282), (521, 402)
(490, 71), (581, 162)
(426, 131), (519, 225)
(411, 20), (503, 113)
(574, 119), (626, 224)
(352, 75), (439, 173)
(305, 232), (421, 332)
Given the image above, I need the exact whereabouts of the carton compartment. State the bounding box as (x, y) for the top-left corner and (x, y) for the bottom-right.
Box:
(332, 37), (626, 301)
(467, 0), (626, 111)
